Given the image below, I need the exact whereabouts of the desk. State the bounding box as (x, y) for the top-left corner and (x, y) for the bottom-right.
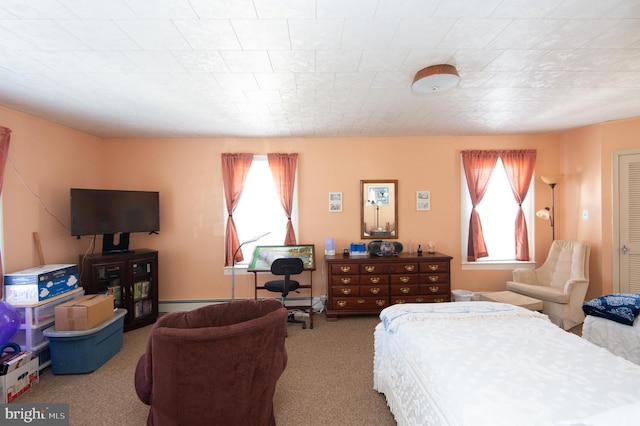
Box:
(247, 245), (316, 329)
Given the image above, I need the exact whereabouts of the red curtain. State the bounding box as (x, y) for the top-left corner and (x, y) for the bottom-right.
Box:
(502, 150), (537, 261)
(221, 153), (254, 266)
(461, 150), (499, 261)
(268, 153), (298, 245)
(0, 126), (11, 287)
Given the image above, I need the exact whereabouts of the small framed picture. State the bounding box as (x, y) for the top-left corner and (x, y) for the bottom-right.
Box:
(329, 192), (342, 212)
(416, 191), (430, 211)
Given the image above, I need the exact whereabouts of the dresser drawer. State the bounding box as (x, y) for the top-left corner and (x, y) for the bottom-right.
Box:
(392, 295), (449, 304)
(330, 275), (360, 286)
(390, 284), (420, 296)
(331, 263), (359, 275)
(420, 261), (450, 273)
(331, 297), (388, 310)
(419, 273), (450, 285)
(390, 274), (419, 285)
(420, 283), (450, 295)
(331, 286), (359, 296)
(361, 275), (386, 285)
(361, 285), (389, 297)
(387, 262), (418, 274)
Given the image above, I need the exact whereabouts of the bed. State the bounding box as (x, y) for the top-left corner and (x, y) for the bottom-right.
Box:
(373, 302), (640, 426)
(581, 293), (640, 366)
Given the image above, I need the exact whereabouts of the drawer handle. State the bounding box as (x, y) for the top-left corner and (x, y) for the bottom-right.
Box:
(369, 277), (381, 284)
(429, 285), (440, 293)
(364, 265), (375, 273)
(376, 300), (387, 307)
(337, 300), (347, 307)
(340, 266), (351, 273)
(400, 287), (410, 294)
(416, 297), (424, 302)
(341, 277), (351, 284)
(434, 298), (445, 303)
(369, 287), (380, 295)
(400, 276), (410, 283)
(395, 299), (406, 304)
(404, 265), (415, 272)
(357, 299), (366, 304)
(428, 264), (439, 271)
(429, 275), (439, 282)
(341, 288), (352, 295)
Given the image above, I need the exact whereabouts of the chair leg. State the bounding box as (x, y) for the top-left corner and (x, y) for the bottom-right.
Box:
(287, 311), (306, 329)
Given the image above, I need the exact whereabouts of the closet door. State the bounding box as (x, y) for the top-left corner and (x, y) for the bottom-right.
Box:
(616, 152), (640, 293)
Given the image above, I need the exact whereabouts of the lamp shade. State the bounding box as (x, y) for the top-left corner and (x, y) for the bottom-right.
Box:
(536, 208), (551, 220)
(541, 174), (563, 185)
(412, 64), (460, 93)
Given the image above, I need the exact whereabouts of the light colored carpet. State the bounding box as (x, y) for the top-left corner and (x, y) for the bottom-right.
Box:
(13, 312), (396, 426)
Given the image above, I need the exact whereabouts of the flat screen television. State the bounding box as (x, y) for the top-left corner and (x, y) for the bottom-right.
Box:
(70, 188), (159, 254)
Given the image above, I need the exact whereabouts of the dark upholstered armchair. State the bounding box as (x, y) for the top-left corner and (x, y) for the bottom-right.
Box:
(134, 298), (288, 426)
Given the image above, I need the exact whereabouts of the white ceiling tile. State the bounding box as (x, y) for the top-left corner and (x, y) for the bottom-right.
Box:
(231, 19), (290, 50)
(288, 19), (344, 49)
(123, 0), (198, 19)
(220, 50), (272, 73)
(317, 0), (378, 19)
(0, 19), (89, 50)
(269, 50), (315, 72)
(253, 0), (316, 19)
(173, 20), (241, 50)
(115, 20), (192, 50)
(0, 0), (639, 138)
(188, 0), (257, 19)
(390, 18), (456, 48)
(341, 18), (400, 49)
(438, 19), (511, 49)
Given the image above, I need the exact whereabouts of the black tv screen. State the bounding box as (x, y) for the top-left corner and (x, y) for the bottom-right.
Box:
(70, 188), (160, 237)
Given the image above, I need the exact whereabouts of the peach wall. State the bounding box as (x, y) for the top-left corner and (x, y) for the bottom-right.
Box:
(3, 103), (638, 306)
(0, 107), (104, 276)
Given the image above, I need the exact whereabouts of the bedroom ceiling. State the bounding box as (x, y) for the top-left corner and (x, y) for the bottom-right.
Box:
(1, 0), (640, 139)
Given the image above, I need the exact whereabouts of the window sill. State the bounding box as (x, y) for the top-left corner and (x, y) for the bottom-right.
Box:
(223, 265), (251, 275)
(461, 260), (536, 271)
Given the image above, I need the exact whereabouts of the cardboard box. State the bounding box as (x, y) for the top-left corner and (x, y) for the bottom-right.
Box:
(0, 356), (38, 403)
(44, 309), (126, 374)
(4, 264), (79, 303)
(0, 346), (33, 376)
(54, 294), (114, 331)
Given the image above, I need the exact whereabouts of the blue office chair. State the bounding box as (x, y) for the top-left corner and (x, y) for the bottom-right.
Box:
(264, 257), (307, 329)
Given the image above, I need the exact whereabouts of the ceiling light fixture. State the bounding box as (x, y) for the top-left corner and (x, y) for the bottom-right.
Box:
(411, 64), (460, 93)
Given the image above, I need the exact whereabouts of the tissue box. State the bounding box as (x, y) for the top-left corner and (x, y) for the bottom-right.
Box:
(54, 294), (114, 331)
(3, 264), (78, 303)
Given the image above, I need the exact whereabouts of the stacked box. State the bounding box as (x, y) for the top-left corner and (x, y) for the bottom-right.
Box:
(4, 264), (78, 303)
(54, 294), (114, 331)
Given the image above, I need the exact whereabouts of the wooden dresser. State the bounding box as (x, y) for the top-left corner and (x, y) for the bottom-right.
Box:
(325, 252), (452, 320)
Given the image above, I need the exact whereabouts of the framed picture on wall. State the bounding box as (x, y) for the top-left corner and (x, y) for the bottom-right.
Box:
(417, 191), (430, 211)
(329, 192), (342, 212)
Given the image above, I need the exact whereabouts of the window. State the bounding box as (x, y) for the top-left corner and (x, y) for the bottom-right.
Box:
(227, 155), (298, 266)
(460, 157), (535, 269)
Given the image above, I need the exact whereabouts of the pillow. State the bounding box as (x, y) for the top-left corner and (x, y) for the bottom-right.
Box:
(582, 293), (640, 326)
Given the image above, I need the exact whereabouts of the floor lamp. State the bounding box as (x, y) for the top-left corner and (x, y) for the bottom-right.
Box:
(231, 232), (270, 301)
(536, 175), (563, 240)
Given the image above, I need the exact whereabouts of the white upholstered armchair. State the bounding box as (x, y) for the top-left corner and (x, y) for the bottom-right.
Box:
(506, 240), (590, 330)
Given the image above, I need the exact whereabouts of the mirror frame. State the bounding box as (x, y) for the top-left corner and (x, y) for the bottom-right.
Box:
(360, 179), (398, 240)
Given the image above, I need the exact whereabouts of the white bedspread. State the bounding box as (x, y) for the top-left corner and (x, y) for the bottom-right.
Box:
(582, 314), (640, 365)
(374, 302), (640, 426)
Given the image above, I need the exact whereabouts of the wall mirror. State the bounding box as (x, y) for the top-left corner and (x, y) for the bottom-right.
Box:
(360, 180), (398, 239)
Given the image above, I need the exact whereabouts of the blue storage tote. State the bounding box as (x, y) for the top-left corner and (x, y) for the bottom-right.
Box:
(43, 308), (126, 374)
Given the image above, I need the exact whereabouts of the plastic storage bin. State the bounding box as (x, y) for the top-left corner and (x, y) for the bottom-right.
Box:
(43, 308), (126, 374)
(451, 289), (474, 302)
